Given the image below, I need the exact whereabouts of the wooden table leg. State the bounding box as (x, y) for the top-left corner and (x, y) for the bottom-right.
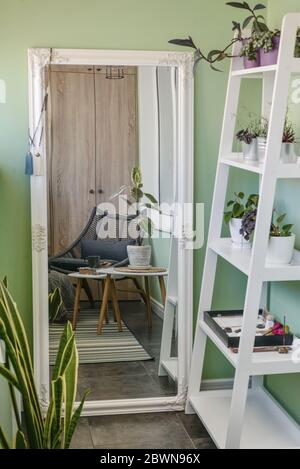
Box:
(72, 278), (82, 331)
(97, 276), (111, 335)
(144, 276), (152, 329)
(110, 280), (123, 332)
(101, 279), (110, 324)
(158, 276), (167, 306)
(132, 277), (148, 304)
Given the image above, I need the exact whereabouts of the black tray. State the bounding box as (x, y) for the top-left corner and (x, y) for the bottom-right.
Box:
(204, 310), (293, 348)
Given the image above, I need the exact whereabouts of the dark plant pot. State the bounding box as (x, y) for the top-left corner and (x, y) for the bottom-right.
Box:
(260, 35), (280, 66)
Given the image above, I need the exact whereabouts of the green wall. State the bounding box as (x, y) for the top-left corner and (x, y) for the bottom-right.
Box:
(264, 0), (300, 424)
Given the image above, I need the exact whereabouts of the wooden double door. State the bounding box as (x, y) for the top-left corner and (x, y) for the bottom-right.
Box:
(47, 65), (138, 256)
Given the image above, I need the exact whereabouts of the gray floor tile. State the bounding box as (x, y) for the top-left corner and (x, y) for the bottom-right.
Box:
(70, 418), (93, 449)
(88, 412), (194, 448)
(177, 413), (209, 439)
(193, 437), (217, 449)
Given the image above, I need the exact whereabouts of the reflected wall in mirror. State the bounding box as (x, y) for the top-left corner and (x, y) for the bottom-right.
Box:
(47, 64), (178, 401)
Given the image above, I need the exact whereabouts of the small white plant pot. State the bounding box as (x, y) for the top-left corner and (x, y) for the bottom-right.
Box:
(280, 143), (297, 164)
(229, 218), (250, 248)
(127, 245), (151, 267)
(266, 234), (296, 265)
(257, 137), (267, 164)
(242, 140), (257, 161)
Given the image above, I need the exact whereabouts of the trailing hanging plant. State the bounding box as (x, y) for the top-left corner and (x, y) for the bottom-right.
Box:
(0, 278), (89, 449)
(240, 37), (259, 61)
(252, 30), (280, 53)
(168, 2), (268, 72)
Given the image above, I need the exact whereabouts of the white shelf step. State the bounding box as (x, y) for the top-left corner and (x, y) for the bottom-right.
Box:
(200, 320), (300, 375)
(209, 238), (300, 281)
(221, 154), (300, 178)
(189, 388), (300, 449)
(160, 358), (178, 381)
(231, 64), (277, 78)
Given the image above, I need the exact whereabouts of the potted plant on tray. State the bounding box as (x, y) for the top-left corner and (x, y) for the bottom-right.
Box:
(111, 166), (159, 268)
(224, 192), (259, 246)
(240, 208), (296, 265)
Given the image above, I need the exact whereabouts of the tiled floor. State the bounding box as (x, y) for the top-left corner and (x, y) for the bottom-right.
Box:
(71, 412), (216, 449)
(77, 301), (177, 401)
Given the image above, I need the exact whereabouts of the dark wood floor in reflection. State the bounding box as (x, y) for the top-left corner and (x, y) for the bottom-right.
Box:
(77, 301), (177, 401)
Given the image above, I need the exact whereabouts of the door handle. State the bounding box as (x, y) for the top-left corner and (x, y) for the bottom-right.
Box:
(89, 189), (95, 194)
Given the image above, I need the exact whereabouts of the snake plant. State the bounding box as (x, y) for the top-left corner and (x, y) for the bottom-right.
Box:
(0, 279), (89, 449)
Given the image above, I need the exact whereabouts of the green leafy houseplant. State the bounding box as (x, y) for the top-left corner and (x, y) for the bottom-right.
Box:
(270, 212), (293, 238)
(168, 2), (268, 72)
(224, 192), (259, 224)
(252, 30), (280, 53)
(0, 279), (89, 449)
(111, 166), (159, 246)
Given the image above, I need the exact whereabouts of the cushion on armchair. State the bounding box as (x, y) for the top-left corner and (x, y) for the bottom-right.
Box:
(49, 257), (89, 272)
(81, 238), (136, 262)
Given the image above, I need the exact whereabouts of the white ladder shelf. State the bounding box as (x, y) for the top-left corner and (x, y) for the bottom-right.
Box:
(186, 14), (300, 449)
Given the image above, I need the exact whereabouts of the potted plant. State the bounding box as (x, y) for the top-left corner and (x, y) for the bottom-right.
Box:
(240, 36), (260, 68)
(252, 30), (281, 66)
(281, 118), (298, 164)
(0, 280), (89, 449)
(224, 192), (259, 246)
(240, 209), (296, 265)
(251, 116), (268, 163)
(236, 128), (257, 160)
(111, 166), (158, 267)
(267, 212), (295, 265)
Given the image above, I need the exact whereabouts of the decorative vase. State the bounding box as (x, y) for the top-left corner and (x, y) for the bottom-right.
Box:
(229, 218), (250, 248)
(260, 35), (280, 66)
(127, 245), (151, 267)
(266, 234), (295, 265)
(280, 142), (297, 164)
(242, 140), (257, 161)
(257, 137), (267, 163)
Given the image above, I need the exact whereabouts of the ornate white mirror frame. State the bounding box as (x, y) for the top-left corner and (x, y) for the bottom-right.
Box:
(28, 48), (194, 416)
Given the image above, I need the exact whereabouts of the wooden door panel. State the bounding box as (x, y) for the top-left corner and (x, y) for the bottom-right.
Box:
(48, 67), (96, 255)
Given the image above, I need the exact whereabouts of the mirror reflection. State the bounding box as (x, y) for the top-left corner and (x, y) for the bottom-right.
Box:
(47, 64), (178, 401)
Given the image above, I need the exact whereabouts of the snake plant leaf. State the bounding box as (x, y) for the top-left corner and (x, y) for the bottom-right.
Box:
(63, 334), (78, 447)
(0, 426), (10, 449)
(52, 322), (73, 380)
(2, 277), (8, 288)
(52, 376), (64, 439)
(49, 288), (63, 323)
(14, 430), (28, 449)
(43, 401), (54, 449)
(0, 364), (20, 390)
(65, 389), (90, 449)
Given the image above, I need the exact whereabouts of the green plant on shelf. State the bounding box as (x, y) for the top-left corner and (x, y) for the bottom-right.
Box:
(270, 211), (294, 238)
(224, 192), (259, 224)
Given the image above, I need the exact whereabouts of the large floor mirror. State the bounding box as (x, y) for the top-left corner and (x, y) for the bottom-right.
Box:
(28, 49), (194, 415)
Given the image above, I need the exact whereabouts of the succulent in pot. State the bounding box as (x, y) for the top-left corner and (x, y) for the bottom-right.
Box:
(240, 208), (296, 265)
(224, 192), (259, 247)
(236, 128), (257, 161)
(111, 166), (159, 267)
(253, 30), (281, 66)
(281, 118), (297, 164)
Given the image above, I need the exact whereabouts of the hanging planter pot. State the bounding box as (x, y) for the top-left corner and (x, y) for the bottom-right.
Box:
(280, 142), (298, 164)
(266, 234), (295, 265)
(229, 218), (250, 248)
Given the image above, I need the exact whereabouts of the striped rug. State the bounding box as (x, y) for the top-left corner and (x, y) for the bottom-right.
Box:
(49, 310), (153, 365)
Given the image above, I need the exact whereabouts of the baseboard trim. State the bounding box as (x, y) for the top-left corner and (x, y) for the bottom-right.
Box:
(201, 378), (234, 391)
(150, 297), (164, 320)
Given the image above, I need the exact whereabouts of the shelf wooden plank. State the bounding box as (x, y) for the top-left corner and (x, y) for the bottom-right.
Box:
(160, 358), (178, 381)
(209, 238), (300, 281)
(231, 64), (277, 78)
(189, 388), (300, 449)
(199, 320), (300, 375)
